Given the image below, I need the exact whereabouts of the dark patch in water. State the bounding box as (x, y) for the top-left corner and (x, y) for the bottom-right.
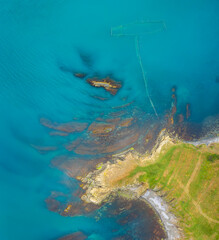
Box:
(97, 197), (166, 240)
(74, 73), (87, 79)
(54, 197), (166, 239)
(78, 50), (94, 68)
(40, 118), (88, 134)
(59, 66), (87, 79)
(46, 194), (101, 217)
(57, 231), (87, 240)
(59, 65), (73, 73)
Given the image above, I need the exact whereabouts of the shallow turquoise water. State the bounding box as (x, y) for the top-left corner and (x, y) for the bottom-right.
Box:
(0, 0), (219, 239)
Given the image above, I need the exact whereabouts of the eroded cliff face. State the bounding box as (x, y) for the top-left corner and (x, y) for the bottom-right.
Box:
(80, 129), (175, 205)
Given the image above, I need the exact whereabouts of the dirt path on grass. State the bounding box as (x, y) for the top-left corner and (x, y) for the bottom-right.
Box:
(177, 179), (219, 224)
(178, 153), (202, 201)
(197, 178), (215, 204)
(166, 150), (185, 186)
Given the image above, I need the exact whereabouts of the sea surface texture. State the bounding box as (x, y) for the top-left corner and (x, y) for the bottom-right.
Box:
(0, 0), (219, 239)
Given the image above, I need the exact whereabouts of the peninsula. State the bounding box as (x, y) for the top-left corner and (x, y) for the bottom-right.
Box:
(80, 130), (219, 240)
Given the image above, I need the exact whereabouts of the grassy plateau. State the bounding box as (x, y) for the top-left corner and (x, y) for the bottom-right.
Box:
(127, 143), (219, 240)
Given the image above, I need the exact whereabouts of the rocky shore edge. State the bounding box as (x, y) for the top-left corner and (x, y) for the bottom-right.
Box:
(141, 189), (183, 240)
(79, 131), (218, 240)
(186, 136), (219, 146)
(141, 135), (219, 240)
(79, 130), (183, 239)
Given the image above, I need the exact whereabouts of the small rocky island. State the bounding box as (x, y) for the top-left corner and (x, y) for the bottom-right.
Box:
(86, 76), (122, 95)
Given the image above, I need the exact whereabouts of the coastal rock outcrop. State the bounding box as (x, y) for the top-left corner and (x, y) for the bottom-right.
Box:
(80, 130), (174, 205)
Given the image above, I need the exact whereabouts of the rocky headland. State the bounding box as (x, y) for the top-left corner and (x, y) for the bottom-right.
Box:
(79, 129), (219, 240)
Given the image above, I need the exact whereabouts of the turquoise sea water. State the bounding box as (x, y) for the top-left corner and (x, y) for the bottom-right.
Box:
(0, 0), (219, 239)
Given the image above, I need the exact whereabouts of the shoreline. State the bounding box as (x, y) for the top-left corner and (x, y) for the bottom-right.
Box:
(141, 136), (219, 240)
(80, 133), (219, 239)
(141, 189), (183, 240)
(140, 136), (218, 240)
(186, 136), (219, 146)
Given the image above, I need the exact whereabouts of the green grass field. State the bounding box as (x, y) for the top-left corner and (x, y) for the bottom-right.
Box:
(128, 143), (219, 239)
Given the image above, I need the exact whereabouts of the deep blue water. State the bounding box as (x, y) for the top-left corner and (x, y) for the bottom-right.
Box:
(0, 0), (219, 239)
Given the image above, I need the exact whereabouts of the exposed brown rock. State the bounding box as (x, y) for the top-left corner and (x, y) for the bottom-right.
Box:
(86, 76), (122, 95)
(81, 151), (142, 204)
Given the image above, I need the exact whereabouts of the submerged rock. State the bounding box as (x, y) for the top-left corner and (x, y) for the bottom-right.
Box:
(119, 117), (134, 127)
(40, 118), (88, 134)
(58, 231), (87, 240)
(74, 72), (87, 79)
(88, 122), (116, 135)
(186, 103), (191, 119)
